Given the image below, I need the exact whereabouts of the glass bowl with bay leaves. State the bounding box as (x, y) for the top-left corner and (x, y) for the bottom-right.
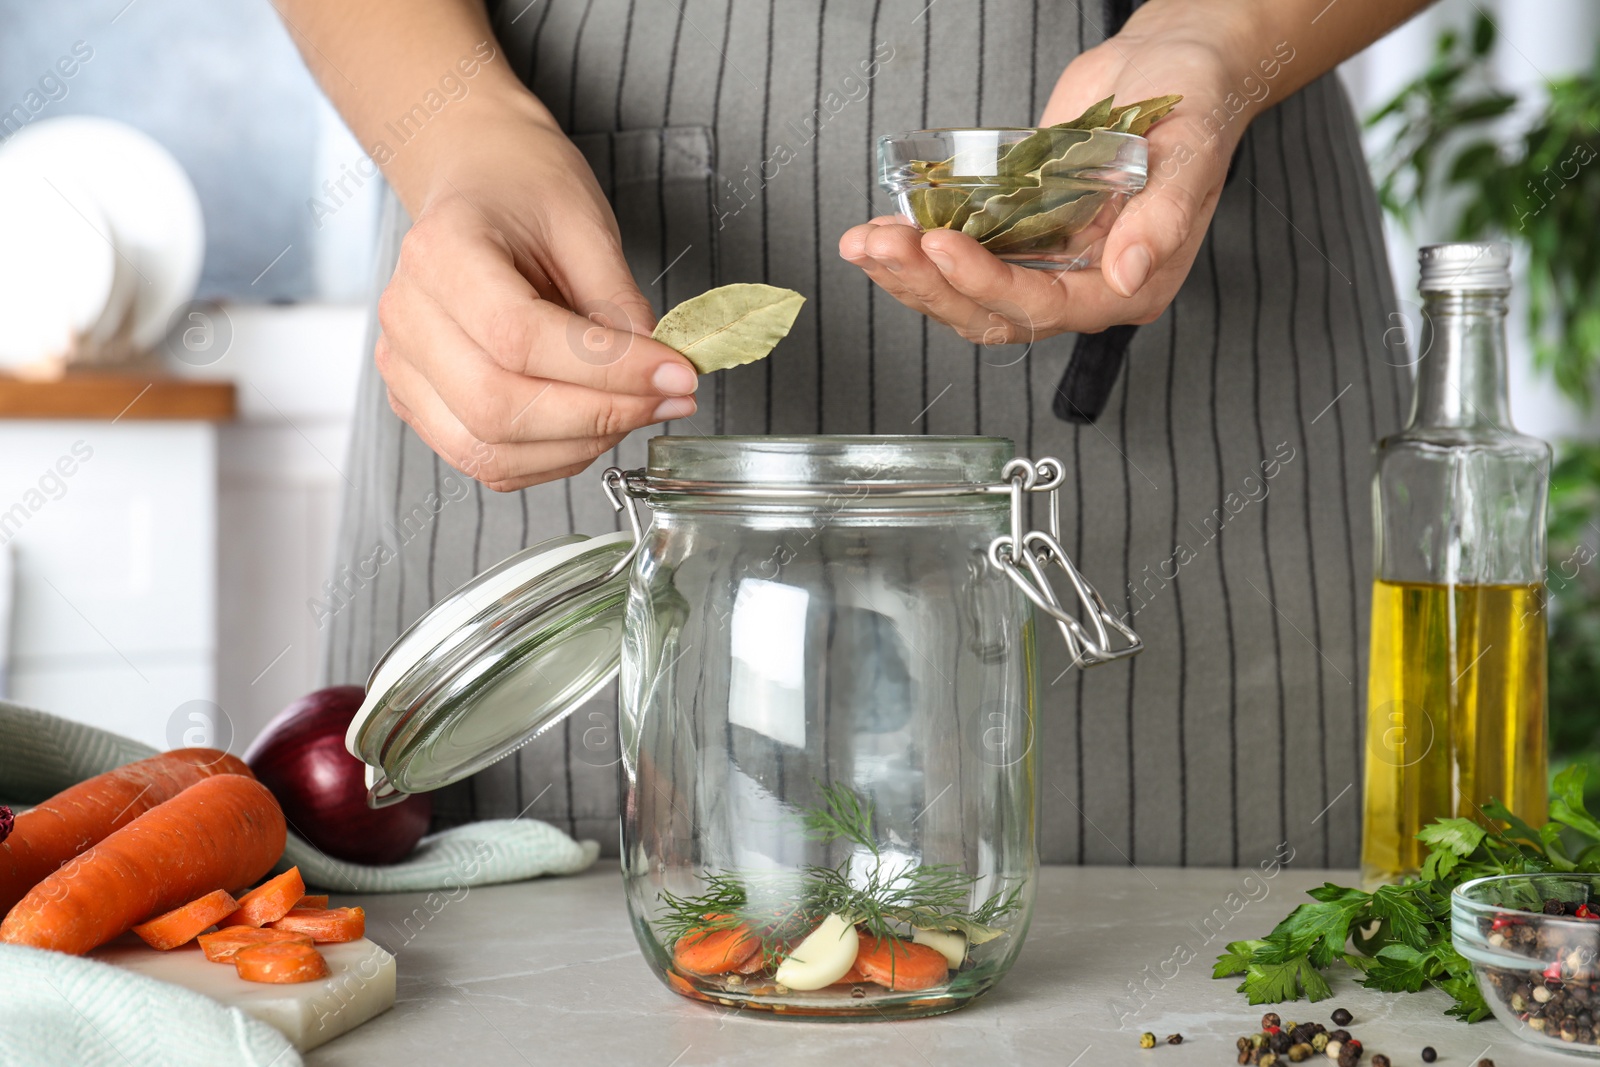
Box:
(876, 94), (1178, 271)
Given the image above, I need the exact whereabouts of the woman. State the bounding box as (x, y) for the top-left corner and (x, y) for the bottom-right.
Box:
(281, 0), (1426, 868)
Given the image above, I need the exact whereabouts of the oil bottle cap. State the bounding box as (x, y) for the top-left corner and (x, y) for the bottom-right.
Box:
(1418, 242), (1511, 292)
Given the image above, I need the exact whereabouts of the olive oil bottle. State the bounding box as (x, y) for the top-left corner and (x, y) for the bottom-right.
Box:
(1362, 244), (1550, 886)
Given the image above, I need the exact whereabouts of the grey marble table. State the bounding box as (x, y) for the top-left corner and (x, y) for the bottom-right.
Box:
(308, 866), (1569, 1067)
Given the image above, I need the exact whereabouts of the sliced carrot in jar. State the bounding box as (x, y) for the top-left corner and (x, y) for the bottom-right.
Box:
(666, 970), (709, 1001)
(854, 935), (948, 991)
(198, 926), (315, 963)
(267, 905), (365, 943)
(831, 960), (867, 985)
(234, 941), (329, 984)
(220, 867), (305, 928)
(672, 914), (760, 975)
(132, 889), (240, 951)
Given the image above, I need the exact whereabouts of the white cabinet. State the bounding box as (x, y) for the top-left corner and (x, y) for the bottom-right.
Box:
(0, 418), (218, 750)
(0, 304), (367, 752)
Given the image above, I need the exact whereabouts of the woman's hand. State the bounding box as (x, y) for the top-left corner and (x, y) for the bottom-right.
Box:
(839, 6), (1259, 344)
(376, 105), (700, 491)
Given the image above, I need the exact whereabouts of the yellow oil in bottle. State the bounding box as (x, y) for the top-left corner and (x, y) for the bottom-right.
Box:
(1361, 579), (1546, 885)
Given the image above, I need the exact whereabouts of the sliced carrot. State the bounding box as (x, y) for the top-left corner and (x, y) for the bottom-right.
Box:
(672, 914), (760, 975)
(197, 926), (314, 963)
(234, 940), (329, 984)
(267, 906), (365, 943)
(854, 935), (949, 991)
(0, 748), (254, 916)
(132, 888), (240, 950)
(0, 775), (286, 956)
(220, 867), (305, 928)
(666, 970), (706, 1001)
(295, 894), (328, 909)
(831, 960), (867, 985)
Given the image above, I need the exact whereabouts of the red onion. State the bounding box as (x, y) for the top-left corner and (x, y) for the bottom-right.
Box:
(245, 686), (431, 865)
(0, 805), (12, 845)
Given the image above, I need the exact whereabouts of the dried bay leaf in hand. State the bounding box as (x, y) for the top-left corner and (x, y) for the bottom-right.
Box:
(1108, 106), (1142, 133)
(1107, 93), (1183, 136)
(980, 191), (1110, 254)
(1030, 128), (1128, 181)
(907, 185), (975, 230)
(960, 185), (1045, 241)
(994, 93), (1182, 180)
(995, 128), (1083, 180)
(1052, 94), (1116, 132)
(651, 283), (806, 374)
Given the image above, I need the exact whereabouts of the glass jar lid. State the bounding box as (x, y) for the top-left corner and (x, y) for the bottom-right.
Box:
(348, 530), (634, 801)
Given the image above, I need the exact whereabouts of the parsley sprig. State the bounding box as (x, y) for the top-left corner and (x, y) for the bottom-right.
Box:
(1215, 765), (1600, 1020)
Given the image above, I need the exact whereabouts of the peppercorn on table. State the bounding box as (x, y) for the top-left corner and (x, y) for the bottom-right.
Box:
(304, 866), (1568, 1067)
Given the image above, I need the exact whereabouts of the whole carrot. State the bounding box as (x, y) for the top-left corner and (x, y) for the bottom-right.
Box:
(0, 748), (253, 915)
(0, 774), (285, 955)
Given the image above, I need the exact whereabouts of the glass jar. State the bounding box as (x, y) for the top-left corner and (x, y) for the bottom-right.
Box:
(348, 435), (1138, 1019)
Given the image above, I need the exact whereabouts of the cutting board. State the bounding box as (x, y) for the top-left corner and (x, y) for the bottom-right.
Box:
(90, 934), (396, 1052)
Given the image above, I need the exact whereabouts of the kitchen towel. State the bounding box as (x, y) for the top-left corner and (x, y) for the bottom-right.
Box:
(280, 818), (600, 893)
(0, 699), (600, 892)
(0, 942), (301, 1067)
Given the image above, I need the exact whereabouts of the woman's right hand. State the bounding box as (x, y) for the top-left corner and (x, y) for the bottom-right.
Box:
(375, 105), (700, 492)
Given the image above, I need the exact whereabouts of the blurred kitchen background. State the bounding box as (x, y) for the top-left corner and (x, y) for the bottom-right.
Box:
(0, 0), (1596, 770)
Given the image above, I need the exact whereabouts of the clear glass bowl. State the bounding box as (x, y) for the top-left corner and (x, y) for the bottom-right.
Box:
(877, 128), (1148, 271)
(1454, 874), (1600, 1054)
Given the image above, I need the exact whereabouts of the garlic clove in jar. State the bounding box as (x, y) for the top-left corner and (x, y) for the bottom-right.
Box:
(912, 926), (967, 968)
(773, 913), (860, 991)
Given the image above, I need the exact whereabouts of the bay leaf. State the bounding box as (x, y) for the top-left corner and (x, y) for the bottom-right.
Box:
(891, 909), (1010, 946)
(906, 185), (974, 229)
(1030, 128), (1128, 181)
(1108, 105), (1142, 133)
(960, 185), (1045, 241)
(651, 283), (805, 374)
(1052, 94), (1116, 132)
(996, 128), (1087, 180)
(980, 191), (1110, 254)
(1108, 93), (1183, 136)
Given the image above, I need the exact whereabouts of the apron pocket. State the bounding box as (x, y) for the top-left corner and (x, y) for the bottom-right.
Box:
(568, 126), (717, 317)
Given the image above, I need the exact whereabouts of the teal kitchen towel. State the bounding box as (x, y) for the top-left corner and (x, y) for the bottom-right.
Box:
(0, 700), (599, 892)
(280, 817), (600, 893)
(0, 943), (301, 1067)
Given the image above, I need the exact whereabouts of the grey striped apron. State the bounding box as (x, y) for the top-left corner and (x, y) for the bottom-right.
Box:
(323, 0), (1409, 869)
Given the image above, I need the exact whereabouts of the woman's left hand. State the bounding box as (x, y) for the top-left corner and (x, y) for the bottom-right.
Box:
(840, 7), (1264, 343)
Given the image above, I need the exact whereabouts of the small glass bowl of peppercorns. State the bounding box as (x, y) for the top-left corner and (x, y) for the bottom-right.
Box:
(1455, 874), (1600, 1057)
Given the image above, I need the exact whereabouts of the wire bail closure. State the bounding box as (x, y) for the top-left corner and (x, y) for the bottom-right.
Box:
(616, 457), (1139, 671)
(986, 457), (1143, 669)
